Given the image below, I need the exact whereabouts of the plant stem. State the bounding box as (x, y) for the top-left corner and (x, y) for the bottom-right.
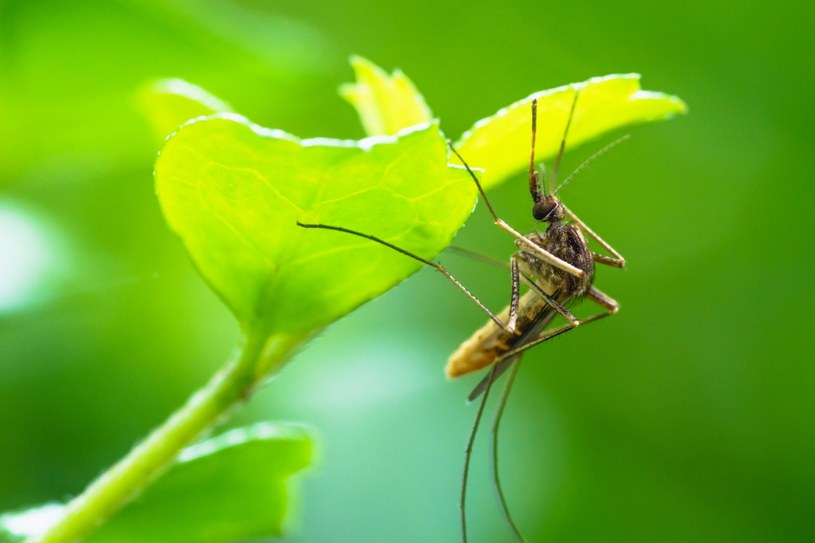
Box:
(26, 331), (300, 543)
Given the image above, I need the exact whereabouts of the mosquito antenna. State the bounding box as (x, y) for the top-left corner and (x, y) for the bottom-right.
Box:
(529, 99), (545, 201)
(448, 141), (501, 222)
(490, 357), (527, 542)
(554, 134), (630, 195)
(550, 88), (581, 194)
(461, 363), (499, 543)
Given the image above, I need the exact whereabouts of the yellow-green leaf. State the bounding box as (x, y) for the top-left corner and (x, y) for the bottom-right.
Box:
(139, 79), (233, 142)
(339, 55), (433, 136)
(456, 74), (687, 190)
(0, 424), (315, 543)
(155, 115), (475, 335)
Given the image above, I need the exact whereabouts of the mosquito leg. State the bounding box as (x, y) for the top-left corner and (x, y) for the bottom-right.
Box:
(447, 143), (587, 281)
(461, 363), (499, 543)
(500, 220), (587, 279)
(467, 310), (558, 402)
(500, 309), (614, 360)
(469, 314), (590, 400)
(468, 286), (617, 400)
(490, 356), (527, 543)
(585, 285), (620, 313)
(467, 314), (610, 399)
(591, 252), (623, 267)
(473, 289), (618, 538)
(296, 221), (514, 333)
(520, 275), (579, 324)
(563, 205), (625, 268)
(508, 257), (521, 333)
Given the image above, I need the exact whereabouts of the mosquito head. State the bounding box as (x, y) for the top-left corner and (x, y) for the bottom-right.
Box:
(529, 88), (579, 224)
(532, 194), (563, 223)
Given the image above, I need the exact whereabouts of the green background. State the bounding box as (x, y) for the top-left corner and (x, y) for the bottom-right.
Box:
(1, 1), (812, 542)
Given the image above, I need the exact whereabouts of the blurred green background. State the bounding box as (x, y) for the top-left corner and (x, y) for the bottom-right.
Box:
(2, 0), (813, 542)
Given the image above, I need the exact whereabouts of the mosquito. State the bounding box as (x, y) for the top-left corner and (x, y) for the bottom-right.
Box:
(297, 88), (627, 542)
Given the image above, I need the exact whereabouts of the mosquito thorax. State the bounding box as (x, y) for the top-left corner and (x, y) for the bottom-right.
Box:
(532, 196), (564, 223)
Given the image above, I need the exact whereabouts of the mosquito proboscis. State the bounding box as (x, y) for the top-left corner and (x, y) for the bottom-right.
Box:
(297, 87), (627, 542)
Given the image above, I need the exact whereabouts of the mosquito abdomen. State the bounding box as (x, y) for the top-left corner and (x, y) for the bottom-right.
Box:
(446, 290), (550, 378)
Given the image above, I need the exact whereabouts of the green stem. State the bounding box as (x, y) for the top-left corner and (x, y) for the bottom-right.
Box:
(26, 331), (300, 543)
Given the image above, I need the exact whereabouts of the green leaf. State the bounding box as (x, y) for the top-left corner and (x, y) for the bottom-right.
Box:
(456, 74), (688, 190)
(155, 116), (475, 335)
(339, 55), (433, 136)
(88, 423), (314, 543)
(139, 79), (233, 142)
(155, 62), (686, 340)
(0, 424), (314, 543)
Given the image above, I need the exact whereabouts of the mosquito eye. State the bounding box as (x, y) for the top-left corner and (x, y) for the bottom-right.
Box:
(532, 201), (554, 221)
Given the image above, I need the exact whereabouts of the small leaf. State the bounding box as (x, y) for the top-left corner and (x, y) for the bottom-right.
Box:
(339, 55), (433, 136)
(155, 116), (475, 335)
(89, 423), (314, 543)
(0, 424), (315, 543)
(456, 74), (688, 190)
(139, 79), (233, 141)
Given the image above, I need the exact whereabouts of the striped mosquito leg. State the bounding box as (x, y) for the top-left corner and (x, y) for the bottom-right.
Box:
(468, 285), (617, 401)
(461, 363), (499, 543)
(490, 357), (527, 542)
(498, 287), (617, 360)
(563, 205), (625, 268)
(507, 257), (520, 333)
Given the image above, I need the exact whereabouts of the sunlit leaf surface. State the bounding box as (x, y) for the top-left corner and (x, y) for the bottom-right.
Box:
(339, 55), (433, 136)
(155, 116), (475, 334)
(456, 74), (687, 189)
(0, 424), (314, 543)
(139, 79), (233, 142)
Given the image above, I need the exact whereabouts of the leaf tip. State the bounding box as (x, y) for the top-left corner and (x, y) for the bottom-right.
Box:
(340, 55), (432, 137)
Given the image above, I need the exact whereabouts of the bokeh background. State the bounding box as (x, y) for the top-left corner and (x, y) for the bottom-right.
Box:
(2, 1), (813, 541)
